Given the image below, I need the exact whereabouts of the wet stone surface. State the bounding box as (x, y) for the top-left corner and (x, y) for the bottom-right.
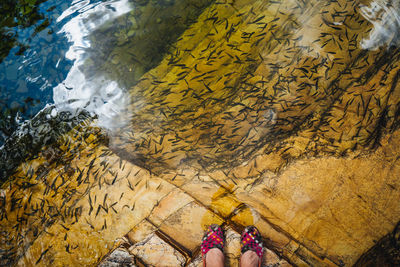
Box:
(99, 248), (137, 267)
(129, 233), (187, 266)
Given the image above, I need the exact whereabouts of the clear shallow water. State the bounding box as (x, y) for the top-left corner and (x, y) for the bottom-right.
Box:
(0, 0), (206, 144)
(0, 0), (212, 180)
(0, 0), (400, 265)
(0, 0), (133, 179)
(1, 0), (400, 265)
(1, 0), (398, 152)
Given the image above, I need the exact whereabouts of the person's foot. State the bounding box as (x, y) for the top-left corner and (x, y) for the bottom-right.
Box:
(240, 250), (260, 267)
(202, 224), (225, 267)
(240, 226), (263, 267)
(205, 248), (224, 267)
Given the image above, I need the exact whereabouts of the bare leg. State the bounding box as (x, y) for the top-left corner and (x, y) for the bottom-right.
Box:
(240, 250), (259, 267)
(205, 248), (224, 267)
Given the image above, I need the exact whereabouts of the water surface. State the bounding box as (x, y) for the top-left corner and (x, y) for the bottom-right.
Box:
(1, 0), (400, 266)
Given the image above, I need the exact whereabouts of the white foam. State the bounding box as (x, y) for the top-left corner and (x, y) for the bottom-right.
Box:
(50, 108), (58, 118)
(360, 0), (400, 50)
(53, 0), (133, 130)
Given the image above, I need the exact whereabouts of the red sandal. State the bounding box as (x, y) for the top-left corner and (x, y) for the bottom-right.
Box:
(241, 226), (264, 267)
(201, 224), (224, 267)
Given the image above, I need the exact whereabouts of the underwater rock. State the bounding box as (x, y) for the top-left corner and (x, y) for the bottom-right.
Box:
(109, 0), (400, 177)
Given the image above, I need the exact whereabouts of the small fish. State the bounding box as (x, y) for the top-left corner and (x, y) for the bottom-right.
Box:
(251, 15), (265, 24)
(36, 247), (51, 264)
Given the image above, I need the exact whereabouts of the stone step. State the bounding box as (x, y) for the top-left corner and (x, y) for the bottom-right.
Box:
(129, 232), (187, 267)
(96, 187), (294, 266)
(96, 169), (310, 266)
(160, 170), (330, 266)
(104, 222), (292, 267)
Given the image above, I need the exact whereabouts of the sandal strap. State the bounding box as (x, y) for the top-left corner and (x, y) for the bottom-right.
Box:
(241, 226), (263, 261)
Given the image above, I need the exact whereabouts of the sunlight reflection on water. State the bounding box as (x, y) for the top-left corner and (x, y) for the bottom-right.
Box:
(53, 0), (133, 130)
(360, 0), (400, 50)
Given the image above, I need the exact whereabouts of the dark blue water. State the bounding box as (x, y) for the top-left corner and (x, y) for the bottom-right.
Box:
(0, 0), (212, 145)
(0, 0), (137, 144)
(0, 0), (76, 143)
